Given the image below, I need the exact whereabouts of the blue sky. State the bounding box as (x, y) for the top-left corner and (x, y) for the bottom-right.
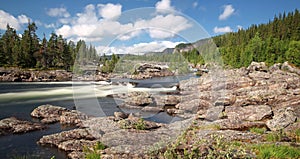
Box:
(0, 0), (299, 54)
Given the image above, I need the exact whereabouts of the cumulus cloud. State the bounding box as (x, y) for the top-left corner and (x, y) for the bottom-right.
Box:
(134, 14), (192, 39)
(96, 41), (184, 55)
(155, 0), (174, 13)
(213, 26), (232, 33)
(0, 10), (30, 30)
(54, 2), (191, 42)
(47, 7), (70, 18)
(98, 3), (122, 20)
(219, 5), (235, 20)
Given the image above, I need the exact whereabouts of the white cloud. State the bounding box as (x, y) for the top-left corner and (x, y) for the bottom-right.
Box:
(134, 14), (192, 39)
(96, 41), (184, 55)
(193, 2), (198, 8)
(45, 23), (56, 29)
(54, 2), (191, 42)
(213, 26), (232, 33)
(219, 5), (235, 20)
(98, 3), (122, 20)
(0, 10), (30, 30)
(18, 15), (30, 24)
(47, 7), (70, 18)
(155, 0), (174, 13)
(237, 25), (243, 30)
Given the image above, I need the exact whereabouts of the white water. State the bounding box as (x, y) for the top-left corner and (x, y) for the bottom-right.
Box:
(0, 82), (177, 104)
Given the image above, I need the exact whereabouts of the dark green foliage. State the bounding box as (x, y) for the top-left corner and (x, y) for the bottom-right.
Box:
(99, 53), (119, 73)
(0, 23), (98, 71)
(213, 9), (300, 68)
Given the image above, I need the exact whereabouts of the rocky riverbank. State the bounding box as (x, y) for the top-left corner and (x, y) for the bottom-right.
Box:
(0, 63), (174, 82)
(1, 61), (300, 158)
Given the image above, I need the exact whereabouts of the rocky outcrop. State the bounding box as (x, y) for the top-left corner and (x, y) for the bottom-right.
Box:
(31, 104), (88, 125)
(0, 67), (110, 82)
(0, 68), (72, 82)
(0, 117), (45, 135)
(130, 63), (174, 79)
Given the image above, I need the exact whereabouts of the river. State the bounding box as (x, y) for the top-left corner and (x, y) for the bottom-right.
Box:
(0, 75), (195, 158)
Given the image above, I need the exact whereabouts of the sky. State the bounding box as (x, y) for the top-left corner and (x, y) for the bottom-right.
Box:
(0, 0), (299, 54)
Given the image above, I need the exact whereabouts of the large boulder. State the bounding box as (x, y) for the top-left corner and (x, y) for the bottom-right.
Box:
(130, 63), (174, 79)
(266, 107), (297, 131)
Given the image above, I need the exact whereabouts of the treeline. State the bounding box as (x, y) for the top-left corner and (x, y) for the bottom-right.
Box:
(0, 22), (98, 70)
(176, 9), (300, 68)
(213, 9), (300, 68)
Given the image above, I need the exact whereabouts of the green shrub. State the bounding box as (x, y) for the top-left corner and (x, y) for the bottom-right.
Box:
(134, 118), (146, 130)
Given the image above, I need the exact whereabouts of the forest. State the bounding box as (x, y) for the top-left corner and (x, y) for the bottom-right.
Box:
(0, 23), (98, 71)
(179, 9), (300, 68)
(213, 9), (300, 68)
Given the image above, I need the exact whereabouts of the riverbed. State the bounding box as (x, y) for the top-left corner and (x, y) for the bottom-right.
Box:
(0, 75), (195, 158)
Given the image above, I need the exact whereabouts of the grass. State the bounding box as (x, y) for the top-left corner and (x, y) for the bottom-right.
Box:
(253, 144), (300, 159)
(118, 118), (147, 130)
(265, 132), (284, 142)
(250, 127), (267, 134)
(83, 141), (106, 159)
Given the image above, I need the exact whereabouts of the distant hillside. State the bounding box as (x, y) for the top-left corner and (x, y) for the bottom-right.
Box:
(173, 9), (300, 68)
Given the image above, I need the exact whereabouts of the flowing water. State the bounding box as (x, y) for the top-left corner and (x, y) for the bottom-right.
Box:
(0, 75), (195, 158)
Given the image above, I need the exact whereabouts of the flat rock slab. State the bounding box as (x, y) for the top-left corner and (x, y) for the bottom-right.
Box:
(0, 117), (45, 135)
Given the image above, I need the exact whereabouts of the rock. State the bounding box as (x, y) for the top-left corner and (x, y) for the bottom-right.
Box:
(248, 71), (271, 80)
(175, 99), (211, 113)
(118, 116), (161, 130)
(225, 105), (272, 121)
(125, 91), (153, 106)
(204, 106), (224, 121)
(68, 151), (85, 159)
(0, 117), (45, 135)
(164, 95), (180, 106)
(141, 106), (163, 112)
(114, 112), (129, 121)
(38, 128), (95, 146)
(130, 63), (174, 80)
(217, 119), (266, 131)
(166, 108), (185, 115)
(60, 110), (88, 125)
(266, 107), (297, 131)
(247, 62), (268, 73)
(31, 104), (88, 125)
(214, 95), (236, 106)
(281, 61), (300, 75)
(31, 104), (67, 122)
(58, 139), (98, 151)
